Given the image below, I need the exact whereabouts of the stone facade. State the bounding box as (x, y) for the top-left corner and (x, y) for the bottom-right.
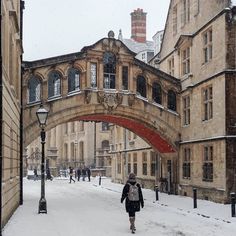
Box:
(0, 0), (24, 229)
(159, 0), (236, 202)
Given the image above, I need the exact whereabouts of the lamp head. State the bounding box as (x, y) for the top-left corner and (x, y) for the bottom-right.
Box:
(36, 104), (49, 127)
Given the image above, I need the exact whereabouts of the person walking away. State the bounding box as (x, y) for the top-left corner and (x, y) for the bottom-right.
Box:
(77, 168), (81, 181)
(121, 173), (144, 234)
(69, 166), (75, 183)
(46, 168), (53, 181)
(87, 167), (91, 182)
(82, 168), (86, 181)
(33, 168), (38, 181)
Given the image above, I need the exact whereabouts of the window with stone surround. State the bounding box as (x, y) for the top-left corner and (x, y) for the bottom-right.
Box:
(128, 154), (131, 174)
(90, 63), (97, 88)
(168, 57), (175, 76)
(152, 82), (162, 105)
(181, 0), (190, 26)
(122, 66), (129, 90)
(142, 152), (147, 175)
(202, 86), (213, 121)
(28, 75), (41, 104)
(181, 46), (191, 75)
(172, 5), (178, 35)
(183, 148), (191, 178)
(150, 151), (156, 176)
(103, 52), (116, 89)
(133, 153), (137, 175)
(202, 145), (213, 181)
(203, 28), (212, 64)
(183, 95), (190, 125)
(167, 90), (177, 111)
(48, 70), (61, 99)
(68, 68), (80, 93)
(137, 75), (147, 98)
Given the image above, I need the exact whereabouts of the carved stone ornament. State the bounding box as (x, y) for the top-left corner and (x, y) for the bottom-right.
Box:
(97, 92), (123, 113)
(84, 90), (92, 104)
(128, 94), (135, 106)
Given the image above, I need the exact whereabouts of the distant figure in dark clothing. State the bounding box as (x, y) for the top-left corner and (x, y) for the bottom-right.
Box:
(33, 168), (38, 181)
(46, 168), (53, 181)
(82, 168), (86, 181)
(69, 166), (75, 183)
(87, 167), (91, 182)
(77, 168), (81, 181)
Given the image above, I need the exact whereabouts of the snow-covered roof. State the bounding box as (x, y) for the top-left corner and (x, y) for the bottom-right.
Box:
(122, 38), (154, 54)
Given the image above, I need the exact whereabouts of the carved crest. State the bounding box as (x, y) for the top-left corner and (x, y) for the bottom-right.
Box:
(84, 90), (92, 104)
(97, 92), (123, 113)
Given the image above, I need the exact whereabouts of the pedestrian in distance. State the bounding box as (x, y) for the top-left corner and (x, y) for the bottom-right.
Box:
(87, 167), (91, 182)
(46, 168), (53, 181)
(77, 168), (81, 181)
(82, 168), (86, 181)
(33, 168), (38, 181)
(69, 166), (75, 183)
(121, 173), (144, 234)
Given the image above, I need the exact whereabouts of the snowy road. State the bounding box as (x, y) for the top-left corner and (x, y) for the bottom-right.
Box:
(2, 177), (236, 236)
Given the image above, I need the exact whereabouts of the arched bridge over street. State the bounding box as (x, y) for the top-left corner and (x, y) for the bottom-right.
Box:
(22, 36), (181, 153)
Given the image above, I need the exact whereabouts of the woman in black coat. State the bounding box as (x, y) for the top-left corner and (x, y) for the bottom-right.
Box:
(121, 173), (144, 233)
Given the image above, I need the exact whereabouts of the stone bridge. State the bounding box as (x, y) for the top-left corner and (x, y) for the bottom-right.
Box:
(22, 35), (181, 153)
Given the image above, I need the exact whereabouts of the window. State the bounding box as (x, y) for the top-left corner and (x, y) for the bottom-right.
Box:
(122, 66), (128, 90)
(103, 52), (116, 89)
(182, 47), (190, 75)
(168, 90), (177, 111)
(142, 152), (147, 175)
(48, 70), (61, 98)
(202, 86), (213, 121)
(64, 123), (68, 135)
(150, 152), (156, 176)
(183, 96), (190, 125)
(203, 146), (213, 181)
(133, 153), (137, 175)
(152, 82), (162, 104)
(79, 121), (84, 131)
(79, 141), (84, 162)
(71, 122), (75, 133)
(168, 57), (174, 76)
(137, 75), (146, 98)
(90, 63), (97, 88)
(117, 156), (121, 174)
(173, 5), (178, 35)
(28, 75), (41, 103)
(181, 0), (190, 26)
(102, 140), (109, 149)
(102, 122), (109, 131)
(183, 148), (191, 178)
(68, 68), (80, 93)
(128, 154), (131, 174)
(203, 29), (212, 63)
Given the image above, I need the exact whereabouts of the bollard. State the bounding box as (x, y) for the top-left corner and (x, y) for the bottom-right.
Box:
(99, 175), (101, 186)
(231, 192), (236, 217)
(193, 188), (197, 209)
(155, 185), (159, 201)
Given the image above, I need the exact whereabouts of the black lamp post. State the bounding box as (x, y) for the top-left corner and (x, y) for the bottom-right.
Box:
(36, 104), (49, 214)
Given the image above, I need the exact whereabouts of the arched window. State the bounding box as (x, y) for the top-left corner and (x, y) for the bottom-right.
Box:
(48, 70), (61, 98)
(103, 52), (116, 89)
(28, 75), (41, 103)
(168, 90), (177, 111)
(152, 82), (162, 104)
(68, 68), (80, 93)
(137, 75), (146, 98)
(102, 140), (109, 149)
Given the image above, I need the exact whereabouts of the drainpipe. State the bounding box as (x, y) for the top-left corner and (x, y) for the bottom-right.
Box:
(19, 0), (25, 205)
(0, 0), (3, 234)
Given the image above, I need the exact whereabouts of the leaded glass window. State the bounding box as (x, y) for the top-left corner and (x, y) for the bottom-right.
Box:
(152, 82), (162, 104)
(137, 75), (146, 98)
(122, 66), (128, 90)
(90, 63), (97, 88)
(28, 75), (41, 103)
(68, 68), (80, 93)
(103, 52), (116, 89)
(168, 90), (176, 111)
(48, 71), (61, 98)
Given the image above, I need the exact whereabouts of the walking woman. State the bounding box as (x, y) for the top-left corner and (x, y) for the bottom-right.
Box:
(121, 173), (144, 234)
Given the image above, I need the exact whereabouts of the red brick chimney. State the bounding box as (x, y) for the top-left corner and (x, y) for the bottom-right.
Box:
(131, 8), (147, 43)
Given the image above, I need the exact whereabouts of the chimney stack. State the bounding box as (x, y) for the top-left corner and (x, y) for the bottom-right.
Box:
(131, 8), (147, 43)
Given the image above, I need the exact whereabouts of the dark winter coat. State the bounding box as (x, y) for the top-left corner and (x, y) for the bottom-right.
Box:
(121, 181), (144, 213)
(77, 169), (81, 176)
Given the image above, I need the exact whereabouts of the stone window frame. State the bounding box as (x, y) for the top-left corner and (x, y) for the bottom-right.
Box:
(202, 85), (213, 121)
(47, 70), (62, 99)
(202, 145), (213, 182)
(183, 95), (190, 126)
(202, 27), (213, 64)
(168, 56), (175, 76)
(133, 153), (137, 175)
(167, 89), (177, 111)
(142, 152), (147, 176)
(90, 63), (97, 88)
(122, 66), (129, 90)
(68, 67), (81, 94)
(182, 147), (191, 179)
(152, 82), (162, 105)
(27, 75), (41, 104)
(150, 151), (156, 176)
(136, 75), (147, 98)
(103, 51), (116, 89)
(181, 0), (190, 26)
(181, 46), (191, 76)
(117, 156), (121, 174)
(128, 153), (131, 174)
(172, 4), (178, 35)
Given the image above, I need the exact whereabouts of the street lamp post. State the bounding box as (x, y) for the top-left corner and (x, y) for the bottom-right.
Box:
(36, 104), (49, 214)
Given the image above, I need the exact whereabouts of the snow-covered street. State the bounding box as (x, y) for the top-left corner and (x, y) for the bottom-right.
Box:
(2, 177), (236, 236)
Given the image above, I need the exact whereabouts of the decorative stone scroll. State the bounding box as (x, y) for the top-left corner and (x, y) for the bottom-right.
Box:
(84, 90), (92, 104)
(97, 91), (123, 113)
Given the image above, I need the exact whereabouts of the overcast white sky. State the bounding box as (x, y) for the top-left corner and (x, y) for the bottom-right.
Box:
(23, 0), (170, 61)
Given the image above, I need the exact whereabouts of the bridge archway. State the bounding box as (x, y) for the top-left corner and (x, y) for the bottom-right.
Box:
(23, 36), (181, 154)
